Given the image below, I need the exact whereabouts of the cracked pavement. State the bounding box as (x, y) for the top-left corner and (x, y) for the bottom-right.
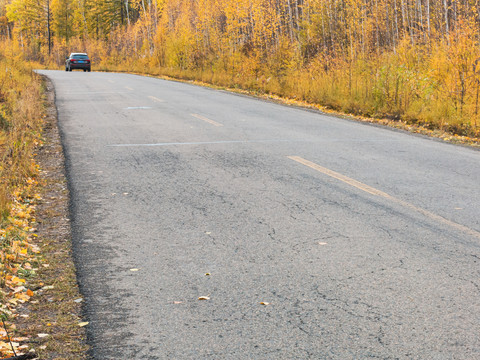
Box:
(38, 70), (480, 359)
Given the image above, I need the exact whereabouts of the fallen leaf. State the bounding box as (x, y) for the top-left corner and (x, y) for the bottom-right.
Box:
(78, 322), (89, 327)
(260, 302), (270, 305)
(26, 289), (34, 297)
(37, 333), (49, 338)
(318, 242), (328, 246)
(0, 341), (10, 348)
(15, 293), (30, 302)
(13, 286), (26, 294)
(11, 277), (26, 285)
(130, 268), (139, 272)
(11, 337), (29, 342)
(173, 301), (183, 304)
(74, 298), (83, 303)
(205, 273), (211, 276)
(198, 296), (210, 300)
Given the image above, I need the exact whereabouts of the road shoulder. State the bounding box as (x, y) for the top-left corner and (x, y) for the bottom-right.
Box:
(13, 76), (88, 359)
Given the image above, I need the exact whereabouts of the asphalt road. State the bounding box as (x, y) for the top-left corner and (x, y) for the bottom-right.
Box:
(38, 70), (480, 359)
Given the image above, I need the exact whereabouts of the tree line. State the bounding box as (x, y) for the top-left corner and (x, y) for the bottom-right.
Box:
(2, 1), (479, 57)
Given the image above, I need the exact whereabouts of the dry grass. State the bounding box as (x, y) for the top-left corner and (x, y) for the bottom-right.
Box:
(0, 47), (44, 219)
(0, 48), (45, 322)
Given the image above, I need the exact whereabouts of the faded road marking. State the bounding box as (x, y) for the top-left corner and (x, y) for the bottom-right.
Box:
(108, 139), (295, 147)
(125, 86), (134, 91)
(288, 155), (480, 239)
(191, 113), (223, 127)
(124, 106), (152, 110)
(148, 96), (165, 103)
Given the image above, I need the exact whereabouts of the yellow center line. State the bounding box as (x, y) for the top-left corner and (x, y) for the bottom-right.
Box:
(288, 156), (390, 197)
(148, 96), (164, 103)
(288, 155), (480, 239)
(191, 113), (223, 127)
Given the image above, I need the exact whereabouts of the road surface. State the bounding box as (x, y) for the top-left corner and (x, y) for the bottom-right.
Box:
(38, 70), (480, 359)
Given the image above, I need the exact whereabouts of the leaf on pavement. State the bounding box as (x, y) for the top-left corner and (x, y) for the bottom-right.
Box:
(198, 296), (210, 300)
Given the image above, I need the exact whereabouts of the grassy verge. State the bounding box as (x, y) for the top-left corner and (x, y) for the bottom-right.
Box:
(0, 49), (45, 358)
(0, 49), (87, 359)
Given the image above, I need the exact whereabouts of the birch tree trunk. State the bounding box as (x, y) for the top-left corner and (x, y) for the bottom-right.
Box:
(426, 0), (430, 38)
(125, 0), (130, 25)
(443, 0), (449, 39)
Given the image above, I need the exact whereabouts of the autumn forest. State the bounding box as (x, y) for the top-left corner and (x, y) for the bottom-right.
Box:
(1, 0), (480, 134)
